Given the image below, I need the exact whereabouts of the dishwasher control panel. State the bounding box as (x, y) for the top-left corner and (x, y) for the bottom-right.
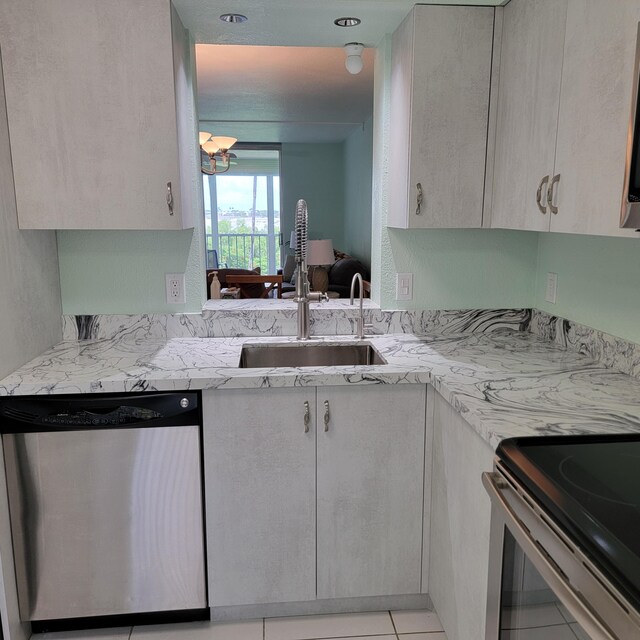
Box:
(0, 392), (199, 432)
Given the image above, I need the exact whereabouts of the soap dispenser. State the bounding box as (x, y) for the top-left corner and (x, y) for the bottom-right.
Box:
(210, 271), (221, 300)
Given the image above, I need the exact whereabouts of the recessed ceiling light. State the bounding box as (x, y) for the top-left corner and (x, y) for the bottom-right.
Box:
(219, 13), (248, 24)
(334, 17), (361, 28)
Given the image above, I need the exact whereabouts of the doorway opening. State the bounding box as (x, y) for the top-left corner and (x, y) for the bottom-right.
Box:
(203, 145), (281, 273)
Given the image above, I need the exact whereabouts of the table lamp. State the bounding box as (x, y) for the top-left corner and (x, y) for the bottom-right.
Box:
(307, 239), (335, 293)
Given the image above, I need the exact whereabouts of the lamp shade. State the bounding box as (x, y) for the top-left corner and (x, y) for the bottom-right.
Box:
(307, 239), (335, 266)
(210, 136), (237, 151)
(202, 140), (219, 155)
(289, 231), (297, 250)
(199, 131), (212, 146)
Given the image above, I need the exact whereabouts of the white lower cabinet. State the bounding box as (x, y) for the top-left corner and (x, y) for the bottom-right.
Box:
(203, 387), (316, 607)
(428, 392), (495, 640)
(203, 384), (427, 607)
(316, 385), (427, 599)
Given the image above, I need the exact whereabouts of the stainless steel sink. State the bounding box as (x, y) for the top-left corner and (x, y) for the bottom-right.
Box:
(239, 343), (388, 368)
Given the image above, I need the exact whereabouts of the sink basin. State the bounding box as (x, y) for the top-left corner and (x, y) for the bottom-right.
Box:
(239, 343), (388, 368)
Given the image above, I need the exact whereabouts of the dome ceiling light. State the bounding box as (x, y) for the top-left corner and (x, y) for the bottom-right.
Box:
(344, 43), (364, 75)
(334, 17), (361, 28)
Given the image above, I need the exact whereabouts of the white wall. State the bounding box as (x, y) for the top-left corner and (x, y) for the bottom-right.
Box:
(0, 47), (62, 640)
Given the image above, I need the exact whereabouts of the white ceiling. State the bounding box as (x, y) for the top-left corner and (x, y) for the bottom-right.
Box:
(196, 45), (375, 144)
(173, 0), (506, 47)
(174, 0), (506, 144)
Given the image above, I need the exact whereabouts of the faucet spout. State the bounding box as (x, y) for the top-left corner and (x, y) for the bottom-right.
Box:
(350, 273), (365, 340)
(294, 199), (328, 340)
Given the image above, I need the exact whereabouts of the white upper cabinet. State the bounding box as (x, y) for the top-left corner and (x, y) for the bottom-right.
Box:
(552, 0), (640, 236)
(387, 6), (496, 229)
(492, 0), (640, 236)
(491, 0), (567, 232)
(0, 0), (198, 230)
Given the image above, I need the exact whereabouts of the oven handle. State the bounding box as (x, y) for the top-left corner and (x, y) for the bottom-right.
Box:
(482, 472), (617, 640)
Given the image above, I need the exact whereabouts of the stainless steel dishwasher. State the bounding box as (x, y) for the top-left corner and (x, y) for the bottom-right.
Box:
(0, 392), (207, 630)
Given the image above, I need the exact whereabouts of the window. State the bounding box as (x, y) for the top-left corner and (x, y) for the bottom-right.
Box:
(203, 146), (281, 274)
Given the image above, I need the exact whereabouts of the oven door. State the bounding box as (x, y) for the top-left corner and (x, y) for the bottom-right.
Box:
(483, 469), (640, 640)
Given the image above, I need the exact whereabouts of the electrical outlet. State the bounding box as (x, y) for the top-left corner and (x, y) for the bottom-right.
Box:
(396, 273), (413, 301)
(165, 273), (186, 304)
(545, 272), (558, 304)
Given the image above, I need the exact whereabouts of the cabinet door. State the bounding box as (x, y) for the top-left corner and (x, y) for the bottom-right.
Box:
(491, 0), (567, 231)
(203, 388), (316, 607)
(409, 6), (494, 229)
(0, 0), (183, 230)
(428, 392), (494, 640)
(316, 385), (426, 599)
(388, 6), (494, 229)
(551, 0), (640, 237)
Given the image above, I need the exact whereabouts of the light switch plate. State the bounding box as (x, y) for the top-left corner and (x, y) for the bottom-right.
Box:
(396, 273), (413, 301)
(166, 273), (186, 304)
(545, 272), (558, 304)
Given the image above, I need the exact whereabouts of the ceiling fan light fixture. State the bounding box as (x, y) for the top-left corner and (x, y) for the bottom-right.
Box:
(334, 17), (361, 28)
(219, 13), (248, 24)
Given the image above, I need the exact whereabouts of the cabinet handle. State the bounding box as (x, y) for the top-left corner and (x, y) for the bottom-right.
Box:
(303, 401), (310, 433)
(166, 182), (174, 216)
(536, 175), (549, 214)
(547, 174), (560, 215)
(415, 183), (423, 216)
(323, 400), (330, 432)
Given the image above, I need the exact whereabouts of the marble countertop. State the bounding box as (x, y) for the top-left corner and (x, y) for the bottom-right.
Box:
(2, 330), (640, 450)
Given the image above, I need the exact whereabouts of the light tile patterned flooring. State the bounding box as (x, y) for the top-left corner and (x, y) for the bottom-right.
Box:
(500, 603), (589, 640)
(34, 610), (446, 640)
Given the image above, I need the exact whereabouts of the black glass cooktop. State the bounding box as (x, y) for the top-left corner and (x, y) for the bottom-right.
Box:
(497, 434), (640, 613)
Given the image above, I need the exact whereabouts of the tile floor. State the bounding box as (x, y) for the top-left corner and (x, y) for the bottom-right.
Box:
(501, 603), (589, 640)
(33, 610), (446, 640)
(29, 602), (593, 640)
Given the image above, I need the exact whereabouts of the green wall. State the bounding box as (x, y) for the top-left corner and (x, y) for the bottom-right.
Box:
(280, 143), (346, 251)
(57, 229), (204, 314)
(382, 228), (538, 310)
(343, 118), (373, 270)
(534, 233), (640, 343)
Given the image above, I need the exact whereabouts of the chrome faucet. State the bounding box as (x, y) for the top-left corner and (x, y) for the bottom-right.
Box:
(294, 199), (328, 340)
(350, 272), (365, 339)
